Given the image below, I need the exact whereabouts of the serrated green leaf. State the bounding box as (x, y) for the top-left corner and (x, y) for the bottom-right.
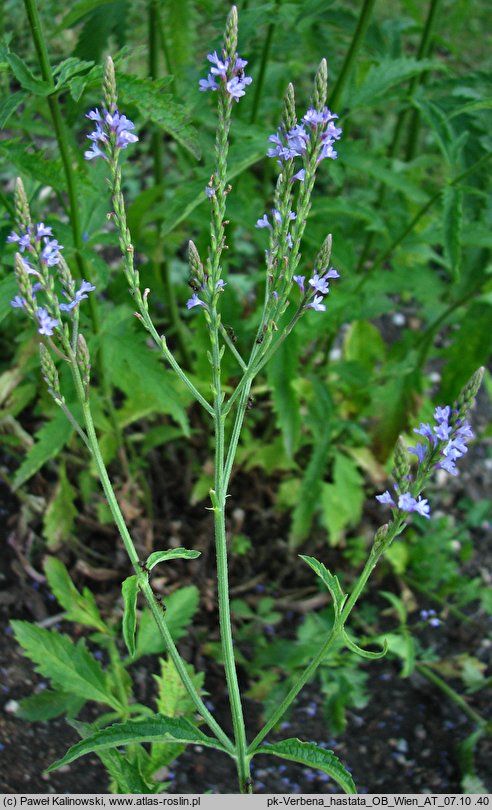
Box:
(53, 57), (95, 91)
(121, 575), (140, 658)
(101, 332), (190, 436)
(42, 465), (77, 550)
(146, 548), (201, 571)
(46, 715), (226, 772)
(0, 141), (65, 191)
(11, 621), (122, 710)
(44, 557), (107, 633)
(267, 333), (301, 457)
(443, 185), (462, 281)
(13, 410), (74, 489)
(0, 91), (28, 128)
(255, 739), (356, 794)
(299, 555), (346, 619)
(347, 58), (443, 110)
(17, 690), (85, 721)
(117, 73), (199, 159)
(0, 41), (52, 96)
(342, 631), (388, 660)
(134, 586), (199, 660)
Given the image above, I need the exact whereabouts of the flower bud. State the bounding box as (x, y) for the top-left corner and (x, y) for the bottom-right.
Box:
(77, 334), (91, 397)
(282, 83), (297, 132)
(103, 56), (117, 113)
(14, 178), (32, 231)
(392, 437), (411, 490)
(454, 367), (484, 423)
(39, 343), (61, 399)
(224, 5), (238, 61)
(315, 234), (332, 274)
(313, 58), (328, 111)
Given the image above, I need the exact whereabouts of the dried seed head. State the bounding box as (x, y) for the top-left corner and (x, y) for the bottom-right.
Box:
(313, 58), (328, 111)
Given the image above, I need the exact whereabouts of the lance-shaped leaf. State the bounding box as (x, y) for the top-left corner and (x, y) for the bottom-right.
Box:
(342, 630), (388, 660)
(255, 739), (356, 794)
(46, 715), (227, 772)
(299, 555), (347, 621)
(44, 556), (108, 633)
(121, 575), (140, 658)
(11, 621), (122, 711)
(146, 548), (201, 571)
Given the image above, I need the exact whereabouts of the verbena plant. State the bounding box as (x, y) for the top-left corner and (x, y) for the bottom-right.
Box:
(6, 6), (485, 795)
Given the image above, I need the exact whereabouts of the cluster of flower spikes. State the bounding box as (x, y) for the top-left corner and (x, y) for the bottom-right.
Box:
(376, 377), (480, 521)
(199, 50), (252, 101)
(7, 181), (95, 337)
(84, 107), (138, 161)
(267, 106), (342, 174)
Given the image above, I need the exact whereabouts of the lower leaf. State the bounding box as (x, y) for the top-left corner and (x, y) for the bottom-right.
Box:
(254, 738), (356, 794)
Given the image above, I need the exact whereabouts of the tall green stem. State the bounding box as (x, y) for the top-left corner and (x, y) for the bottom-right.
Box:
(24, 0), (129, 471)
(329, 0), (377, 111)
(65, 348), (233, 754)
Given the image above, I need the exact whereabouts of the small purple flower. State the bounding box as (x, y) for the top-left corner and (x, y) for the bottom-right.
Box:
(205, 186), (216, 198)
(60, 280), (96, 312)
(255, 214), (271, 230)
(286, 233), (293, 249)
(376, 490), (395, 507)
(293, 275), (305, 293)
(207, 51), (229, 79)
(7, 229), (31, 251)
(40, 238), (63, 266)
(36, 307), (59, 336)
(86, 108), (102, 123)
(10, 295), (26, 309)
(226, 75), (251, 101)
(84, 142), (107, 161)
(272, 209), (282, 224)
(434, 405), (451, 423)
(414, 422), (436, 445)
(292, 169), (305, 183)
(397, 493), (430, 518)
(186, 293), (206, 310)
(35, 222), (53, 240)
(199, 74), (219, 92)
(309, 273), (330, 295)
(307, 295), (326, 312)
(408, 442), (427, 464)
